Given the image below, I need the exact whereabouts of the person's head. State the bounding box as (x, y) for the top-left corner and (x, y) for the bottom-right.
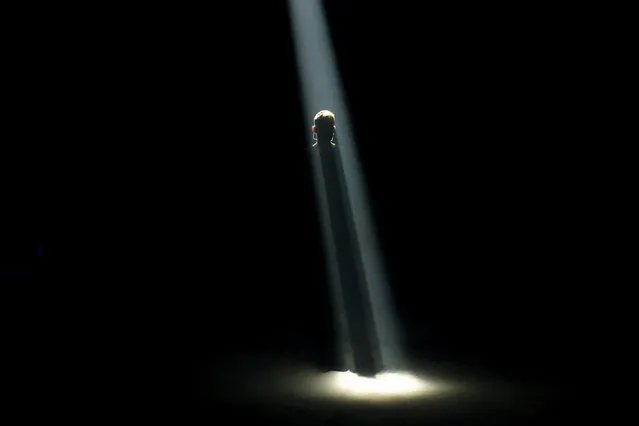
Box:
(312, 110), (336, 144)
(314, 110), (335, 128)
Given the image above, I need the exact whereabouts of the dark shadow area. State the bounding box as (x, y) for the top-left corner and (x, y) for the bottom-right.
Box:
(2, 2), (598, 423)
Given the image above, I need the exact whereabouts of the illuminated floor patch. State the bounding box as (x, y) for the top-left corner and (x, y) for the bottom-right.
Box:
(316, 370), (441, 400)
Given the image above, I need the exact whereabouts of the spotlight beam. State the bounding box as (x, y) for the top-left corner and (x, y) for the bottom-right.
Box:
(288, 0), (402, 374)
(316, 124), (380, 376)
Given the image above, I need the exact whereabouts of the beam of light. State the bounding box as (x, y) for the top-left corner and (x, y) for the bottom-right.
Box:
(287, 0), (403, 371)
(310, 144), (354, 371)
(287, 0), (355, 372)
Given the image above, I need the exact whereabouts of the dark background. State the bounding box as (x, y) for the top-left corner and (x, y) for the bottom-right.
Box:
(2, 1), (600, 421)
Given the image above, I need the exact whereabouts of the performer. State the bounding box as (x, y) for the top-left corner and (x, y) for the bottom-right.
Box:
(311, 110), (337, 147)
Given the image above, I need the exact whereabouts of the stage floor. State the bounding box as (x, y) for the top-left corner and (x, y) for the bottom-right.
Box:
(191, 351), (575, 425)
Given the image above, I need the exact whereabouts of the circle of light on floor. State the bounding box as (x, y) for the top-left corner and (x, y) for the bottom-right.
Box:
(324, 370), (432, 400)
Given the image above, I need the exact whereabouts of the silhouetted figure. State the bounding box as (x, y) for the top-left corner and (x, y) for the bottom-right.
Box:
(311, 109), (380, 377)
(312, 110), (337, 147)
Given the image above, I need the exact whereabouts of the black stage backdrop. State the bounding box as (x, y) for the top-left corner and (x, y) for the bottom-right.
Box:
(2, 1), (602, 422)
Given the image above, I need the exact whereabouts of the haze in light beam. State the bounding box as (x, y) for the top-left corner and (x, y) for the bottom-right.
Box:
(287, 0), (403, 370)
